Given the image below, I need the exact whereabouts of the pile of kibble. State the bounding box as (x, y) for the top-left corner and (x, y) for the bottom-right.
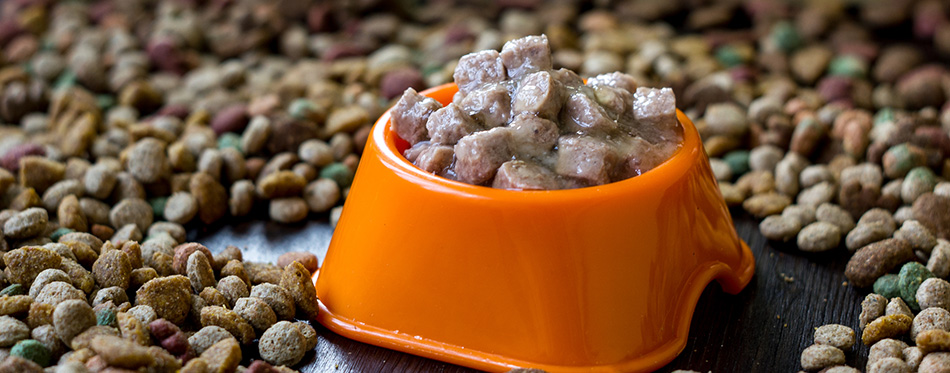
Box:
(1, 0), (950, 372)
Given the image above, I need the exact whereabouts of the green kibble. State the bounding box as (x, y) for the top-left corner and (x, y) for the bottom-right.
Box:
(905, 166), (937, 189)
(50, 227), (74, 242)
(723, 150), (751, 177)
(883, 144), (926, 178)
(97, 308), (117, 327)
(217, 133), (242, 151)
(715, 45), (744, 68)
(288, 98), (320, 121)
(0, 284), (24, 297)
(320, 163), (355, 189)
(827, 55), (867, 78)
(150, 197), (168, 220)
(53, 69), (76, 91)
(770, 21), (801, 53)
(10, 339), (50, 367)
(874, 108), (895, 126)
(898, 262), (933, 311)
(873, 274), (901, 300)
(96, 94), (116, 110)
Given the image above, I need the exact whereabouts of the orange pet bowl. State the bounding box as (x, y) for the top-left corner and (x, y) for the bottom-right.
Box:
(315, 83), (754, 372)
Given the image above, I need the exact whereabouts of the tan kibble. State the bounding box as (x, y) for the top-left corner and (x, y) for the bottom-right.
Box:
(861, 293), (888, 329)
(173, 242), (214, 275)
(135, 275), (192, 324)
(234, 297), (277, 333)
(250, 283), (296, 321)
(280, 261), (319, 320)
(917, 278), (950, 310)
(119, 241), (143, 269)
(886, 297), (913, 318)
(213, 245), (243, 271)
(57, 194), (86, 232)
(743, 192), (792, 218)
(91, 249), (132, 289)
(200, 337), (242, 373)
(868, 338), (907, 367)
(181, 357), (210, 372)
(35, 281), (84, 305)
(814, 324), (855, 350)
(27, 302), (53, 328)
(294, 321), (318, 351)
(863, 314), (913, 346)
(28, 268), (70, 298)
(148, 345), (182, 372)
(68, 325), (120, 351)
(126, 305), (157, 326)
(912, 307), (950, 340)
(59, 259), (94, 294)
(199, 305), (255, 344)
(52, 299), (95, 345)
(0, 315), (29, 347)
(259, 320), (308, 367)
(904, 346), (924, 371)
(216, 275), (249, 308)
(89, 335), (154, 368)
(189, 325), (236, 355)
(920, 352), (950, 373)
(0, 355), (43, 372)
(187, 250), (216, 293)
(867, 357), (911, 373)
(800, 343), (845, 371)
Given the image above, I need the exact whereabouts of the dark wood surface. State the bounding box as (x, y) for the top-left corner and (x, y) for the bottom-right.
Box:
(194, 210), (870, 372)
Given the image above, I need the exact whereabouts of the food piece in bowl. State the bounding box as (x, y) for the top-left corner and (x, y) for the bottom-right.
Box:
(426, 103), (482, 145)
(391, 34), (683, 190)
(453, 50), (507, 95)
(555, 135), (617, 185)
(391, 88), (442, 145)
(454, 128), (512, 185)
(492, 160), (561, 190)
(499, 35), (553, 79)
(459, 84), (512, 129)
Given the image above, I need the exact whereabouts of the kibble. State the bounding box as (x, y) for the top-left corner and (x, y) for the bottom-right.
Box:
(800, 343), (845, 371)
(863, 314), (913, 345)
(814, 324), (855, 350)
(259, 321), (308, 367)
(912, 307), (950, 340)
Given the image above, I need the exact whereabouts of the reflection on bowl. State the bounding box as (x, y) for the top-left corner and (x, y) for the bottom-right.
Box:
(315, 83), (755, 373)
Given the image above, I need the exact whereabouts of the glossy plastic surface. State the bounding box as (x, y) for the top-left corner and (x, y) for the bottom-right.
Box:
(315, 83), (755, 372)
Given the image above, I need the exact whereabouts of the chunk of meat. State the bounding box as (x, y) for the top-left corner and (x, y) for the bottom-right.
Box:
(492, 160), (561, 190)
(454, 127), (512, 185)
(413, 144), (455, 175)
(425, 103), (481, 145)
(391, 88), (442, 145)
(555, 135), (616, 185)
(561, 92), (618, 134)
(459, 84), (512, 128)
(592, 86), (632, 120)
(500, 35), (553, 80)
(550, 68), (585, 89)
(507, 113), (558, 158)
(512, 71), (563, 121)
(586, 72), (639, 93)
(612, 135), (679, 179)
(631, 87), (679, 143)
(453, 50), (507, 94)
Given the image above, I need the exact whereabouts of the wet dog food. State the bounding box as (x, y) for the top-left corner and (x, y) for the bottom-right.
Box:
(391, 35), (683, 190)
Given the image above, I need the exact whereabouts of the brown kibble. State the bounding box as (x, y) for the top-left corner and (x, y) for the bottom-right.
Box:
(90, 335), (154, 368)
(135, 275), (192, 324)
(199, 287), (229, 308)
(213, 245), (243, 271)
(277, 252), (319, 274)
(92, 249), (132, 289)
(257, 170), (307, 199)
(117, 312), (151, 346)
(18, 156), (64, 193)
(200, 337), (242, 373)
(862, 314), (913, 346)
(3, 246), (61, 285)
(173, 242), (214, 275)
(0, 295), (31, 317)
(57, 194), (86, 232)
(917, 329), (950, 353)
(220, 260), (250, 287)
(190, 172), (228, 224)
(845, 239), (916, 288)
(280, 261), (319, 320)
(129, 267), (158, 290)
(27, 302), (53, 328)
(199, 306), (255, 344)
(742, 192), (791, 218)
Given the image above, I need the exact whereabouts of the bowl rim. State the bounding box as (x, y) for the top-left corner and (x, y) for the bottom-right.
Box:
(373, 83), (704, 200)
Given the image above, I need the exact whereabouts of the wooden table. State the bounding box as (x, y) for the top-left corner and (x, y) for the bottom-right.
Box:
(197, 210), (869, 372)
